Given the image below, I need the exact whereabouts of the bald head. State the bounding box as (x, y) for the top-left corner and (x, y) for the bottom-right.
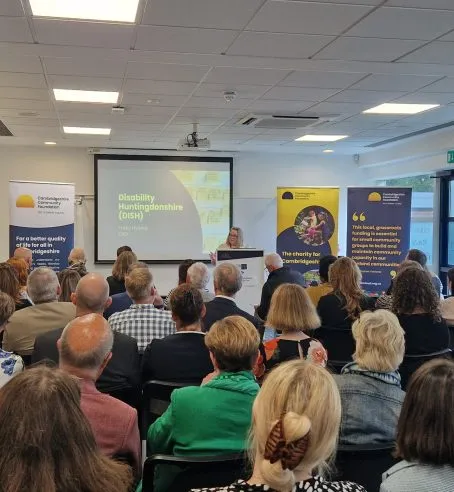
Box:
(68, 247), (86, 264)
(73, 273), (110, 314)
(59, 314), (113, 372)
(265, 253), (283, 272)
(14, 247), (32, 269)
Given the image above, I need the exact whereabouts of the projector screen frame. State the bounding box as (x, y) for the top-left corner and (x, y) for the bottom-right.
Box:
(94, 153), (233, 264)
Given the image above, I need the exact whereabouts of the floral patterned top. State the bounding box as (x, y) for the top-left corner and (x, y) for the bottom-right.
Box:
(0, 348), (23, 388)
(264, 336), (328, 370)
(192, 476), (366, 491)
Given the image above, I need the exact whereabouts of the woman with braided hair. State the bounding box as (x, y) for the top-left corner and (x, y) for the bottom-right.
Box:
(193, 360), (366, 492)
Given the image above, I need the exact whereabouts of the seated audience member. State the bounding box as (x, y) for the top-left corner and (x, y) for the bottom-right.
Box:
(13, 246), (32, 271)
(335, 310), (405, 445)
(142, 284), (213, 383)
(109, 266), (175, 353)
(187, 262), (215, 303)
(0, 366), (132, 492)
(318, 257), (375, 330)
(305, 255), (337, 307)
(59, 314), (141, 479)
(141, 316), (260, 492)
(376, 260), (423, 310)
(68, 246), (88, 277)
(6, 257), (31, 306)
(264, 284), (327, 370)
(406, 248), (443, 296)
(0, 262), (31, 310)
(204, 263), (262, 333)
(257, 253), (305, 321)
(0, 293), (23, 387)
(195, 360), (366, 492)
(117, 245), (132, 256)
(164, 258), (195, 309)
(32, 273), (140, 396)
(392, 267), (449, 356)
(107, 250), (137, 296)
(381, 359), (454, 492)
(3, 267), (76, 356)
(57, 268), (81, 302)
(441, 267), (454, 326)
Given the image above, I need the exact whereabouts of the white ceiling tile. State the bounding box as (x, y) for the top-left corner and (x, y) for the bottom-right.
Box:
(0, 55), (42, 74)
(194, 84), (271, 99)
(125, 106), (178, 117)
(0, 98), (53, 111)
(303, 101), (370, 115)
(126, 62), (209, 82)
(164, 124), (220, 134)
(0, 108), (56, 119)
(394, 92), (454, 105)
(418, 78), (454, 93)
(227, 32), (334, 58)
(399, 42), (454, 64)
(347, 7), (454, 40)
(328, 89), (407, 104)
(350, 74), (443, 92)
(0, 72), (47, 89)
(7, 126), (61, 137)
(262, 87), (338, 102)
(177, 106), (240, 118)
(246, 100), (313, 112)
(204, 67), (289, 86)
(48, 75), (122, 91)
(135, 26), (238, 54)
(299, 0), (382, 4)
(44, 58), (127, 78)
(247, 1), (372, 35)
(172, 116), (228, 125)
(185, 96), (253, 109)
(2, 116), (59, 127)
(0, 87), (50, 100)
(387, 0), (454, 9)
(315, 37), (423, 62)
(142, 0), (263, 29)
(439, 31), (454, 42)
(123, 79), (197, 95)
(34, 20), (135, 48)
(280, 71), (366, 89)
(55, 102), (119, 114)
(0, 17), (32, 42)
(0, 0), (23, 16)
(121, 93), (186, 106)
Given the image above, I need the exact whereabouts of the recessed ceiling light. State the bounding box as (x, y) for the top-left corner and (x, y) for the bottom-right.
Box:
(29, 0), (140, 22)
(147, 99), (161, 104)
(323, 149), (334, 153)
(363, 103), (440, 115)
(63, 127), (111, 135)
(44, 141), (57, 145)
(295, 135), (348, 142)
(54, 89), (119, 104)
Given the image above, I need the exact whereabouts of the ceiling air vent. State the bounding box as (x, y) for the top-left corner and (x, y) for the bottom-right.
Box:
(0, 120), (13, 137)
(236, 114), (335, 130)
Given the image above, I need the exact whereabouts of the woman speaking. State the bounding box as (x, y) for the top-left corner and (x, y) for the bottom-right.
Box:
(210, 227), (244, 263)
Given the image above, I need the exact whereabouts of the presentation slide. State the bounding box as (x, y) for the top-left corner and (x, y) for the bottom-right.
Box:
(95, 155), (232, 262)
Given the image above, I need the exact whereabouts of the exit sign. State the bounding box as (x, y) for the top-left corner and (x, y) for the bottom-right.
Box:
(448, 150), (454, 163)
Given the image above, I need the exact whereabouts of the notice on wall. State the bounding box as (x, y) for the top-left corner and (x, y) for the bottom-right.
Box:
(346, 187), (412, 295)
(9, 181), (75, 271)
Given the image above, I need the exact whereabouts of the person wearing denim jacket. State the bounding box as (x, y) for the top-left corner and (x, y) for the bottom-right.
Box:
(335, 310), (406, 445)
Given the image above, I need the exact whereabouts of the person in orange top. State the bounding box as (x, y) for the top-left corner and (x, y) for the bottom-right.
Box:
(306, 255), (337, 307)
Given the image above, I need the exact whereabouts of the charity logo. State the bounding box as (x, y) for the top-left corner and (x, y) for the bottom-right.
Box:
(16, 195), (35, 208)
(368, 192), (382, 202)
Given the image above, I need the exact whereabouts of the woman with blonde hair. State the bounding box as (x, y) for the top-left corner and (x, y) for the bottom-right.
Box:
(195, 360), (366, 492)
(318, 257), (374, 330)
(264, 283), (327, 370)
(57, 269), (81, 302)
(335, 310), (406, 445)
(210, 227), (244, 263)
(106, 250), (137, 296)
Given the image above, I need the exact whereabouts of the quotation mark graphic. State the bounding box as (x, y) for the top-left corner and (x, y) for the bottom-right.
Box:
(352, 212), (366, 222)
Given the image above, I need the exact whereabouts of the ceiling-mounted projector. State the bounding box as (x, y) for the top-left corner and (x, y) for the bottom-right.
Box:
(177, 124), (211, 150)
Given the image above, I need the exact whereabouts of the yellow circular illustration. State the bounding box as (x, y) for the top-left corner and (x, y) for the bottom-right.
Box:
(16, 195), (35, 208)
(368, 192), (382, 202)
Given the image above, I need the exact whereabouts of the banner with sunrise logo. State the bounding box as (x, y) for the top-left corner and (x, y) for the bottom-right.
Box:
(9, 181), (75, 271)
(346, 187), (412, 295)
(277, 187), (339, 284)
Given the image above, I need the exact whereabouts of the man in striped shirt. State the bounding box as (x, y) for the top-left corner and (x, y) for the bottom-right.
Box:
(109, 266), (175, 353)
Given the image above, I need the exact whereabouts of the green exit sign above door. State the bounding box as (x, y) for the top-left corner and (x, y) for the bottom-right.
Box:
(448, 151), (454, 164)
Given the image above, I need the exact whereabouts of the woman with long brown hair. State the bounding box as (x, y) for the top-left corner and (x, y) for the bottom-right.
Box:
(0, 261), (31, 310)
(57, 268), (81, 302)
(0, 365), (132, 492)
(317, 257), (374, 330)
(107, 250), (137, 296)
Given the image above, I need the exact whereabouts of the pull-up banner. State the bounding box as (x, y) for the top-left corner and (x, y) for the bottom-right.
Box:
(277, 187), (339, 284)
(346, 187), (412, 295)
(9, 181), (75, 271)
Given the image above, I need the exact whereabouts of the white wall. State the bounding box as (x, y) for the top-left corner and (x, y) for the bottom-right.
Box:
(0, 146), (370, 292)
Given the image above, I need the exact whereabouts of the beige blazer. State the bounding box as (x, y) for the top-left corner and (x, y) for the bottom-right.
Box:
(3, 302), (76, 355)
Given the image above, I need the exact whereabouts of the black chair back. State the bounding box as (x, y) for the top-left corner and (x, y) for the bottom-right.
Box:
(108, 386), (141, 410)
(142, 453), (248, 492)
(141, 380), (199, 440)
(316, 326), (355, 371)
(399, 348), (452, 390)
(335, 443), (397, 492)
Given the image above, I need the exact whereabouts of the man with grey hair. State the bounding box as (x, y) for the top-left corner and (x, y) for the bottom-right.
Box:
(32, 273), (141, 396)
(256, 253), (305, 321)
(187, 262), (215, 303)
(203, 263), (262, 334)
(58, 314), (140, 478)
(3, 267), (76, 356)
